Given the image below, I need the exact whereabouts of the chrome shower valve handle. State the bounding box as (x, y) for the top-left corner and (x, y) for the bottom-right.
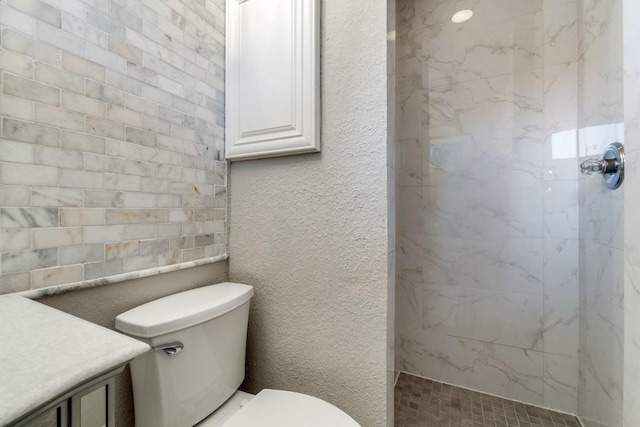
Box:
(579, 142), (625, 190)
(579, 158), (618, 175)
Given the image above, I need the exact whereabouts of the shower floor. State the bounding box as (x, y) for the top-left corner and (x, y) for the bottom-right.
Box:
(394, 372), (581, 427)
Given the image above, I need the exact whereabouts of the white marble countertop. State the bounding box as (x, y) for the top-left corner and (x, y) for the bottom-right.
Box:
(0, 296), (150, 425)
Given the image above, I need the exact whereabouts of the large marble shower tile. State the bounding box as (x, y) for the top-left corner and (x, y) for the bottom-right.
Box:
(396, 138), (422, 187)
(578, 0), (622, 59)
(579, 360), (623, 427)
(397, 233), (425, 282)
(623, 264), (640, 426)
(416, 0), (543, 31)
(422, 284), (543, 350)
(542, 62), (578, 183)
(543, 2), (578, 66)
(396, 279), (422, 337)
(543, 131), (578, 181)
(424, 70), (545, 190)
(578, 121), (624, 158)
(543, 0), (576, 9)
(421, 331), (545, 406)
(397, 90), (424, 140)
(427, 71), (544, 143)
(579, 30), (623, 130)
(544, 353), (578, 413)
(420, 9), (543, 87)
(543, 180), (579, 239)
(397, 57), (422, 95)
(397, 187), (424, 235)
(543, 238), (579, 357)
(396, 329), (423, 377)
(424, 138), (544, 187)
(578, 240), (623, 425)
(580, 175), (624, 249)
(422, 236), (543, 294)
(540, 62), (578, 183)
(584, 243), (624, 331)
(423, 182), (544, 239)
(544, 62), (578, 134)
(624, 148), (640, 426)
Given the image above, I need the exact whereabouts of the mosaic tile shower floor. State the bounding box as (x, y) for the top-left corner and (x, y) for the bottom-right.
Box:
(394, 373), (581, 427)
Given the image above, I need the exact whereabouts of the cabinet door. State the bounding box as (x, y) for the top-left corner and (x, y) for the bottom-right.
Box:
(79, 387), (106, 427)
(226, 0), (320, 160)
(71, 379), (114, 427)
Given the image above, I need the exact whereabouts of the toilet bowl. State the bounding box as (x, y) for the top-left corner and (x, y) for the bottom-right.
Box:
(115, 282), (360, 427)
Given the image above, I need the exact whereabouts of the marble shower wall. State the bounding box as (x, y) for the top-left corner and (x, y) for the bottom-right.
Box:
(396, 0), (579, 412)
(623, 0), (640, 426)
(576, 0), (624, 426)
(387, 0), (397, 423)
(0, 0), (227, 294)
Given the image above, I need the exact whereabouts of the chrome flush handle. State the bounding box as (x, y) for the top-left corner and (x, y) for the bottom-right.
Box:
(153, 342), (184, 356)
(579, 142), (625, 190)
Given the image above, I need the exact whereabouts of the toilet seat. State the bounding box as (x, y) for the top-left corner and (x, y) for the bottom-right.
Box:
(223, 389), (361, 427)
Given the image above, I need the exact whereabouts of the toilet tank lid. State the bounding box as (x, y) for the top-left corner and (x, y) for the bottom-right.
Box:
(115, 282), (254, 338)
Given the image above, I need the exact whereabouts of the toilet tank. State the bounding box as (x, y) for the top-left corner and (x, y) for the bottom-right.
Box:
(115, 283), (254, 427)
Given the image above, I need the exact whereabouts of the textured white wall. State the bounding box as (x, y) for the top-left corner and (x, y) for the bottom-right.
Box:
(386, 0), (397, 423)
(228, 1), (391, 426)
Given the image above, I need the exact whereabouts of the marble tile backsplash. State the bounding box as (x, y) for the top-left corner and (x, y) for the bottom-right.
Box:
(0, 0), (227, 294)
(396, 0), (579, 413)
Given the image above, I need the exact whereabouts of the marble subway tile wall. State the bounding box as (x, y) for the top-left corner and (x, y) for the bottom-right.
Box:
(577, 0), (624, 426)
(0, 0), (227, 294)
(396, 0), (579, 412)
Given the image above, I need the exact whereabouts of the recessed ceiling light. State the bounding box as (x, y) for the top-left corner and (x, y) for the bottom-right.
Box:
(451, 9), (473, 23)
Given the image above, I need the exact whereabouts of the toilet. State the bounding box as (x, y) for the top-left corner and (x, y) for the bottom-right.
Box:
(115, 282), (360, 427)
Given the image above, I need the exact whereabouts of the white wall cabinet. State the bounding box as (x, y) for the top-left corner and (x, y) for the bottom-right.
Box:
(225, 0), (320, 161)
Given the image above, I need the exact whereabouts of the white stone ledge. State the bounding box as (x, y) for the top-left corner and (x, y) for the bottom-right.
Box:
(18, 255), (229, 299)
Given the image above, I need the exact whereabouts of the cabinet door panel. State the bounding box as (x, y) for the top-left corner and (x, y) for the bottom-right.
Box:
(226, 0), (320, 160)
(79, 387), (106, 427)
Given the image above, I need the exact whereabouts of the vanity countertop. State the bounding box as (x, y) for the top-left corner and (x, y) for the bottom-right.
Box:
(0, 296), (150, 425)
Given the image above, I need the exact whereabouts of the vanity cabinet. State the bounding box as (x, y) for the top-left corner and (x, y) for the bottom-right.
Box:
(10, 366), (122, 427)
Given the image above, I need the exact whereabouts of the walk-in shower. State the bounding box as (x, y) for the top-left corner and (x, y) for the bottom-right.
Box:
(394, 0), (630, 425)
